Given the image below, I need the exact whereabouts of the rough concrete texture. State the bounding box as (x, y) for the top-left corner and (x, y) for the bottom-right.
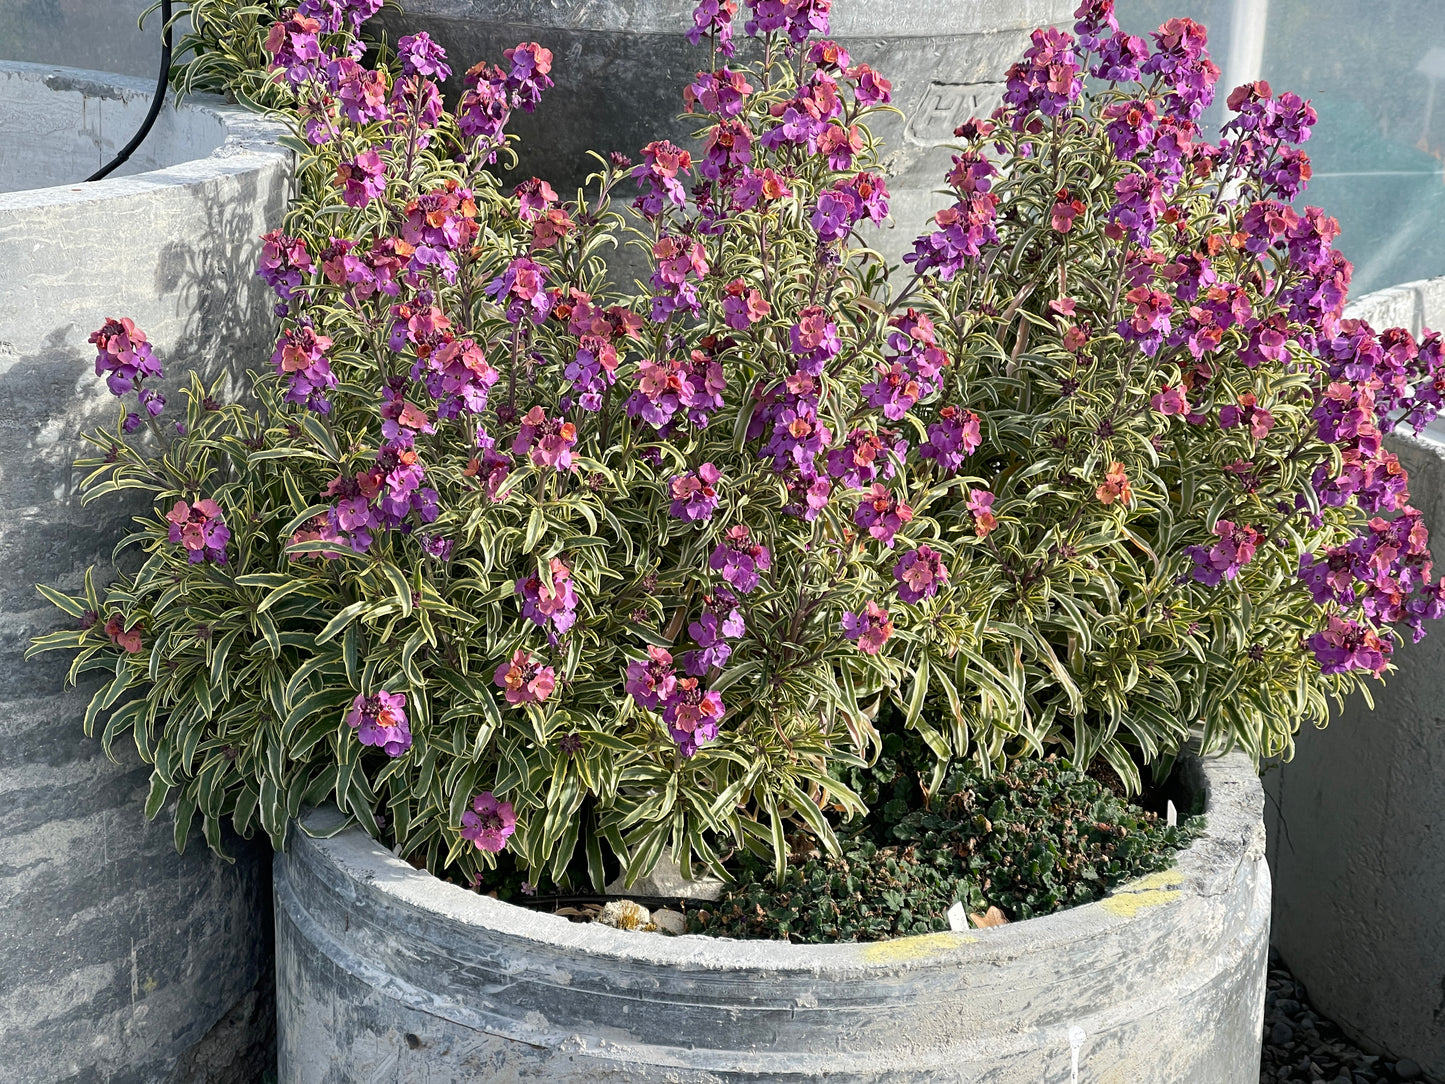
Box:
(0, 64), (291, 1082)
(1267, 276), (1445, 1080)
(0, 63), (229, 191)
(0, 0), (186, 82)
(379, 0), (1077, 263)
(275, 751), (1268, 1083)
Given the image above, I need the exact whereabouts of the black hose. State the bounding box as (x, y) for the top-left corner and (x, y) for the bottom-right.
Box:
(85, 0), (174, 182)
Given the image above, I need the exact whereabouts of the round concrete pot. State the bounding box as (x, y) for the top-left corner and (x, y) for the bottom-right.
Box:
(1265, 276), (1445, 1077)
(378, 0), (1077, 263)
(275, 749), (1267, 1082)
(0, 62), (291, 1081)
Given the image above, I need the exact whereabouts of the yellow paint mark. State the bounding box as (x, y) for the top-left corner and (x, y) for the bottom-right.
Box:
(859, 931), (975, 963)
(1098, 869), (1184, 918)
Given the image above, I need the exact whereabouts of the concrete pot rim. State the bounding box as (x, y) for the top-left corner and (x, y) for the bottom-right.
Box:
(291, 747), (1264, 976)
(0, 60), (290, 211)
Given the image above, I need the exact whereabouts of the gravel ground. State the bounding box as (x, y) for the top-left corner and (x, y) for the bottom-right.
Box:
(1261, 948), (1430, 1083)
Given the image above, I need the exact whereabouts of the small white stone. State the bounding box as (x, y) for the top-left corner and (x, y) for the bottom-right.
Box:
(650, 909), (686, 935)
(597, 900), (651, 931)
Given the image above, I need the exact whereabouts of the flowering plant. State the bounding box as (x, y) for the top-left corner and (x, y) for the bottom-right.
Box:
(31, 0), (1445, 893)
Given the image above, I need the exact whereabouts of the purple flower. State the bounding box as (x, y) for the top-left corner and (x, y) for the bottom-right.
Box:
(1307, 616), (1390, 676)
(919, 406), (981, 473)
(503, 42), (554, 110)
(336, 148), (385, 207)
(461, 792), (517, 852)
(347, 690), (412, 757)
(1186, 520), (1261, 586)
(485, 256), (552, 324)
(396, 32), (450, 80)
(854, 484), (914, 548)
(272, 324), (336, 413)
(90, 317), (164, 398)
(662, 677), (725, 757)
(1001, 27), (1082, 126)
(894, 545), (950, 604)
(687, 0), (738, 57)
(165, 498), (230, 564)
(686, 67), (751, 116)
(257, 231), (312, 302)
(709, 525), (771, 593)
(626, 645), (678, 710)
(670, 463), (723, 521)
(841, 601), (893, 655)
(517, 557), (578, 638)
(263, 13), (323, 86)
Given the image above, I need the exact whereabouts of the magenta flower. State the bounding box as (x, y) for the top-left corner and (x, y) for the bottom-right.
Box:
(1187, 520), (1261, 586)
(685, 67), (751, 116)
(90, 316), (164, 398)
(1150, 384), (1189, 417)
(346, 690), (412, 757)
(709, 525), (772, 593)
(1001, 26), (1082, 125)
(894, 545), (950, 604)
(513, 407), (578, 472)
(461, 792), (517, 853)
(670, 463), (723, 521)
(494, 649), (557, 706)
(687, 1), (738, 57)
(336, 149), (386, 208)
(485, 256), (552, 324)
(968, 488), (998, 538)
(721, 279), (770, 329)
(632, 140), (693, 217)
(1219, 392), (1274, 439)
(262, 12), (322, 85)
(919, 406), (981, 473)
(626, 645), (679, 711)
(854, 484), (914, 548)
(663, 677), (725, 757)
(503, 42), (554, 110)
(165, 498), (231, 565)
(788, 307), (841, 375)
(1307, 616), (1390, 676)
(396, 32), (450, 80)
(271, 324), (337, 413)
(841, 601), (893, 655)
(517, 557), (579, 638)
(257, 231), (313, 302)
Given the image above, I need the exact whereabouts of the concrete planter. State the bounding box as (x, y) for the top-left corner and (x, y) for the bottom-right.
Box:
(275, 750), (1267, 1082)
(1266, 275), (1445, 1078)
(379, 0), (1077, 263)
(0, 62), (291, 1081)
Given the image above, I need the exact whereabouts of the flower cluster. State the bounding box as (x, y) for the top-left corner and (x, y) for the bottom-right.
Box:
(346, 690), (412, 756)
(165, 499), (231, 565)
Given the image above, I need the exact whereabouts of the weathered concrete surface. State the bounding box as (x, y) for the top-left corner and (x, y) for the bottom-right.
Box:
(275, 751), (1267, 1083)
(0, 0), (185, 82)
(0, 63), (229, 190)
(1267, 280), (1445, 1079)
(0, 64), (291, 1082)
(379, 0), (1077, 263)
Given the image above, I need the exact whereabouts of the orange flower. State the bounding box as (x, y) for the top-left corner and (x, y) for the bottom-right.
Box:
(1096, 461), (1133, 506)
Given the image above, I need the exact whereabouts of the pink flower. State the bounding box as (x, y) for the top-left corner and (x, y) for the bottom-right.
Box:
(335, 149), (386, 208)
(663, 677), (725, 757)
(841, 601), (893, 655)
(461, 791), (517, 852)
(346, 690), (412, 757)
(1150, 384), (1189, 416)
(669, 463), (723, 521)
(854, 484), (914, 548)
(894, 545), (950, 604)
(494, 649), (556, 706)
(626, 645), (678, 711)
(513, 406), (578, 471)
(967, 488), (998, 538)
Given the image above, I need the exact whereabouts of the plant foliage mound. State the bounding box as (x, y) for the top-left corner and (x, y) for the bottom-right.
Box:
(690, 735), (1202, 942)
(29, 0), (1445, 897)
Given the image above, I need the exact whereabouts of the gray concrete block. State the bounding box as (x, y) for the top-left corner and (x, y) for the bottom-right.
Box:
(0, 62), (291, 1082)
(1266, 426), (1445, 1079)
